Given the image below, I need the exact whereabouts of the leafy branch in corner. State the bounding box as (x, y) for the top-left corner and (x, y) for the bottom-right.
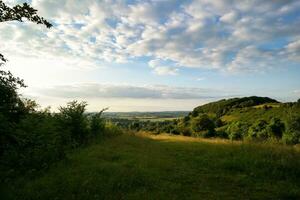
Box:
(0, 0), (52, 65)
(0, 1), (52, 27)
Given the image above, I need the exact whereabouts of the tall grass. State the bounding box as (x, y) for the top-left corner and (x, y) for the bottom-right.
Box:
(2, 133), (299, 200)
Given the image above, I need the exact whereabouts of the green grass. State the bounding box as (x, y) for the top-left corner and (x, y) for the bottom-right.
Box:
(2, 134), (300, 200)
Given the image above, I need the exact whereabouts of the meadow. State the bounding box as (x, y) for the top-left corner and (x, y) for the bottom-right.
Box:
(2, 133), (300, 200)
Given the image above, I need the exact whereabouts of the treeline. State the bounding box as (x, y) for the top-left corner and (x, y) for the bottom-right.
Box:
(122, 98), (300, 144)
(0, 69), (121, 175)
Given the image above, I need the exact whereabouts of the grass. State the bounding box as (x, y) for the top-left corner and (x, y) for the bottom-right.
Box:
(1, 133), (300, 200)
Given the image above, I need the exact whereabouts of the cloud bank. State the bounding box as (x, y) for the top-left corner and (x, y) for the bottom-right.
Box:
(30, 83), (234, 100)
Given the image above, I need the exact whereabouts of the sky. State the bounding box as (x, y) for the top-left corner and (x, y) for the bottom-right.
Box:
(1, 0), (300, 111)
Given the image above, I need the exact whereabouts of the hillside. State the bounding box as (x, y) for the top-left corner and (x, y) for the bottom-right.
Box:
(192, 96), (279, 117)
(126, 97), (300, 144)
(2, 133), (300, 200)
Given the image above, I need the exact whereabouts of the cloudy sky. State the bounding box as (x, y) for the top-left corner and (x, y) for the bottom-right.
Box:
(1, 0), (300, 111)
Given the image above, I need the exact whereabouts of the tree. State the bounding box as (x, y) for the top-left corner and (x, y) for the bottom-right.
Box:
(0, 0), (52, 64)
(215, 118), (223, 127)
(191, 114), (215, 137)
(226, 121), (249, 140)
(266, 118), (285, 138)
(283, 116), (300, 144)
(58, 101), (89, 146)
(247, 120), (268, 140)
(90, 108), (109, 136)
(0, 69), (26, 122)
(0, 1), (52, 119)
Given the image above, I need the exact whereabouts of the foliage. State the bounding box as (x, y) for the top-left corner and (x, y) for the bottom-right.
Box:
(283, 116), (300, 144)
(0, 1), (52, 65)
(57, 101), (89, 146)
(215, 118), (223, 127)
(189, 114), (215, 138)
(90, 108), (108, 136)
(226, 121), (249, 140)
(0, 1), (52, 27)
(120, 97), (300, 144)
(192, 96), (278, 117)
(267, 118), (285, 139)
(247, 120), (269, 140)
(191, 114), (215, 133)
(1, 99), (121, 174)
(0, 69), (26, 122)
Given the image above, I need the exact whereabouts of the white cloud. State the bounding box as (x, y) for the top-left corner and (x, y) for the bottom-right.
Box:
(285, 39), (300, 61)
(148, 59), (178, 75)
(1, 0), (300, 74)
(220, 11), (239, 23)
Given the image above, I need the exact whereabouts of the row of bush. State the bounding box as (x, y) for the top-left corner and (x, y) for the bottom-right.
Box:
(221, 116), (300, 144)
(183, 114), (300, 144)
(0, 100), (122, 175)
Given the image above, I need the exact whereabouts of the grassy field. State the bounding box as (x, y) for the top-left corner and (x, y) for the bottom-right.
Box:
(2, 133), (300, 200)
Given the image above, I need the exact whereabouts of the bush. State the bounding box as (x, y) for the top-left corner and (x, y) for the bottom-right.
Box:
(57, 101), (89, 146)
(215, 118), (224, 127)
(247, 120), (268, 140)
(191, 114), (215, 132)
(104, 122), (123, 137)
(90, 109), (107, 137)
(192, 129), (215, 138)
(226, 122), (249, 140)
(1, 111), (65, 171)
(266, 118), (285, 139)
(215, 126), (229, 139)
(283, 116), (300, 144)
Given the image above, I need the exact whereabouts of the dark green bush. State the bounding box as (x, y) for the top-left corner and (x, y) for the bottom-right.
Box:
(90, 112), (106, 137)
(57, 101), (89, 146)
(267, 118), (285, 139)
(191, 114), (215, 133)
(1, 111), (65, 171)
(226, 121), (249, 140)
(283, 116), (300, 144)
(247, 120), (269, 140)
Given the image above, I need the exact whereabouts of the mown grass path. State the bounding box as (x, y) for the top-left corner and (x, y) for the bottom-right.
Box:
(2, 133), (300, 200)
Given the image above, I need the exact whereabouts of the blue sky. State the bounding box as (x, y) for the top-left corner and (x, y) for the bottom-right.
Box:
(1, 0), (300, 111)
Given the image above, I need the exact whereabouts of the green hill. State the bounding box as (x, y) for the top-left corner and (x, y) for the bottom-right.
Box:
(179, 97), (300, 143)
(191, 96), (279, 117)
(131, 97), (300, 144)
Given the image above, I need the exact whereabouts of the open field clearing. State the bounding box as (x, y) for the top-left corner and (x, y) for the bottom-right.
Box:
(2, 133), (300, 200)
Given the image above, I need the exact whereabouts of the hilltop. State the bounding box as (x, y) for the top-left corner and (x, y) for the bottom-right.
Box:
(192, 96), (279, 117)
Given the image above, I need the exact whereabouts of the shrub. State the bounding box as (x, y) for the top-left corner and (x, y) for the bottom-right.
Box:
(215, 118), (224, 127)
(1, 111), (65, 171)
(247, 120), (269, 140)
(191, 114), (215, 132)
(215, 126), (229, 139)
(192, 130), (215, 138)
(283, 116), (300, 144)
(266, 118), (285, 139)
(104, 122), (123, 137)
(89, 108), (108, 137)
(226, 122), (249, 140)
(57, 101), (89, 146)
